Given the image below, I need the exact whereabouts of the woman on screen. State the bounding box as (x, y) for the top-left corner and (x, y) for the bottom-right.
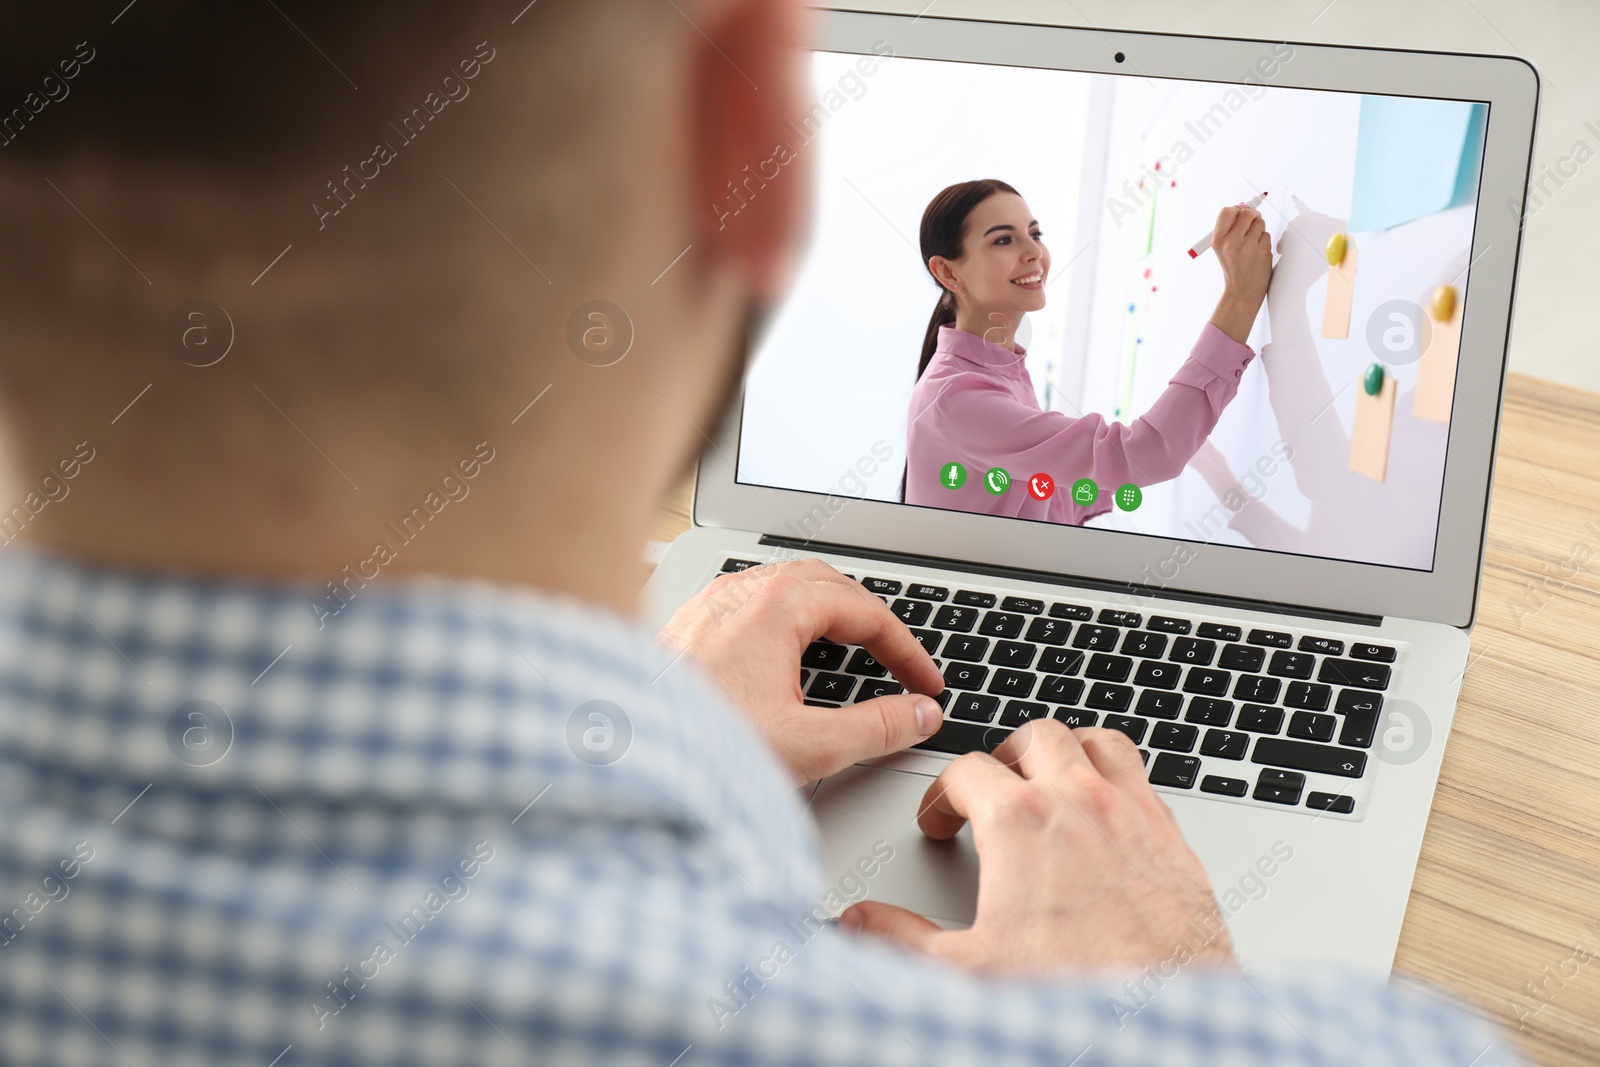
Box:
(902, 179), (1272, 525)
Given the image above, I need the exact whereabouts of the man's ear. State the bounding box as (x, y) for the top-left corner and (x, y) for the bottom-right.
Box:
(689, 0), (811, 304)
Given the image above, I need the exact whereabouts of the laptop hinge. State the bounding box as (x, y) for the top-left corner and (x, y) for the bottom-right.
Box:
(758, 534), (1383, 629)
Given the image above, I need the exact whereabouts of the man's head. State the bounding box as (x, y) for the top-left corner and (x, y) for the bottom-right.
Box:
(0, 0), (808, 610)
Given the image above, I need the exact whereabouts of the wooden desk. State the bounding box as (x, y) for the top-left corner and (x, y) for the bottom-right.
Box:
(649, 373), (1600, 1067)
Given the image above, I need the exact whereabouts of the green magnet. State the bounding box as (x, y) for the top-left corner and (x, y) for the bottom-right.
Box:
(1362, 363), (1385, 396)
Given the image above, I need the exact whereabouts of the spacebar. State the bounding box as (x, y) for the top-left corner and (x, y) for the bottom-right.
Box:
(912, 719), (1007, 756)
(1252, 738), (1367, 778)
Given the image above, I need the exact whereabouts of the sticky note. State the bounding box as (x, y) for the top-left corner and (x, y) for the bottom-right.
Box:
(1320, 238), (1358, 339)
(1349, 372), (1397, 482)
(1415, 290), (1463, 423)
(1349, 97), (1488, 232)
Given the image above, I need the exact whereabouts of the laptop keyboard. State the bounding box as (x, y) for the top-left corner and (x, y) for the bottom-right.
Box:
(720, 557), (1400, 820)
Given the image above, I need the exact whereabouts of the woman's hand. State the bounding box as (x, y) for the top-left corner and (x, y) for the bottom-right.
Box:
(656, 558), (946, 785)
(1208, 203), (1273, 344)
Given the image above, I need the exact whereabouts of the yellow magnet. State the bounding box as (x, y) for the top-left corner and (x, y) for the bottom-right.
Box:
(1325, 232), (1347, 267)
(1430, 284), (1457, 322)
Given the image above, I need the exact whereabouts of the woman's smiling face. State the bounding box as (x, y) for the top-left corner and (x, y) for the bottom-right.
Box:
(933, 191), (1050, 316)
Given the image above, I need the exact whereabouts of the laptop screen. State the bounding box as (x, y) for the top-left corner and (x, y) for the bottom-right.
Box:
(733, 44), (1489, 574)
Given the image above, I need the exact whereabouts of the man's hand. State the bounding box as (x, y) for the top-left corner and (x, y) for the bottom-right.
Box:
(1208, 202), (1273, 344)
(657, 558), (946, 784)
(841, 719), (1236, 975)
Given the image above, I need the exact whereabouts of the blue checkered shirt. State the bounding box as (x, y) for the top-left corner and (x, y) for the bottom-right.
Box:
(0, 549), (1518, 1066)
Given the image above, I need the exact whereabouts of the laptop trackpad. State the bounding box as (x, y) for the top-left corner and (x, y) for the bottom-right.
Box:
(811, 763), (978, 928)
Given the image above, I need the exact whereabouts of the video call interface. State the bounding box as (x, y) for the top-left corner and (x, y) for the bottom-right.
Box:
(734, 45), (1489, 572)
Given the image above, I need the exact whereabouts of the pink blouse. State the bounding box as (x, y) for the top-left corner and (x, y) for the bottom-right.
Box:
(905, 322), (1256, 523)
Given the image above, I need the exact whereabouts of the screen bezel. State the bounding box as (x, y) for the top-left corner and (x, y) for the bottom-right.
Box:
(694, 7), (1539, 629)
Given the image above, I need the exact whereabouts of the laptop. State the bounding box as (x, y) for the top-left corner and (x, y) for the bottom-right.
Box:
(645, 7), (1538, 976)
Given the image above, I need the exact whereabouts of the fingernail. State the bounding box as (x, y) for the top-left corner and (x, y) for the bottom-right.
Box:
(840, 908), (865, 932)
(914, 697), (941, 736)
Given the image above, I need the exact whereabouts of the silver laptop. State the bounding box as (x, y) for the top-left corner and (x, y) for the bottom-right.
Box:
(645, 8), (1537, 977)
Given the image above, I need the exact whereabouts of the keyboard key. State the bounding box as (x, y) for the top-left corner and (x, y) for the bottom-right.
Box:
(1306, 792), (1356, 814)
(953, 590), (997, 608)
(1287, 711), (1336, 742)
(801, 641), (847, 671)
(1098, 609), (1142, 628)
(720, 557), (761, 572)
(1001, 596), (1045, 615)
(999, 699), (1049, 727)
(1025, 617), (1072, 645)
(1169, 638), (1216, 666)
(1086, 683), (1134, 712)
(1120, 631), (1169, 658)
(949, 693), (1000, 723)
(1201, 774), (1249, 797)
(1182, 667), (1231, 696)
(1338, 707), (1380, 748)
(803, 699), (840, 708)
(907, 583), (950, 602)
(1232, 674), (1281, 703)
(890, 598), (933, 627)
(1248, 628), (1293, 648)
(1252, 738), (1367, 778)
(934, 690), (954, 709)
(1318, 659), (1391, 690)
(1236, 704), (1284, 734)
(1197, 622), (1242, 641)
(1349, 642), (1397, 663)
(800, 669), (811, 688)
(1049, 603), (1094, 621)
(988, 641), (1036, 669)
(856, 679), (904, 699)
(943, 634), (990, 662)
(1146, 615), (1193, 635)
(931, 605), (979, 632)
(1133, 660), (1182, 690)
(1284, 682), (1331, 711)
(1253, 768), (1305, 805)
(1148, 752), (1200, 788)
(1085, 654), (1133, 683)
(1298, 636), (1344, 656)
(845, 649), (887, 677)
(1138, 749), (1151, 765)
(1101, 714), (1147, 744)
(978, 611), (1026, 639)
(987, 669), (1036, 699)
(862, 577), (902, 596)
(1149, 723), (1199, 753)
(1335, 689), (1383, 716)
(1053, 707), (1097, 728)
(1039, 677), (1085, 705)
(1136, 690), (1184, 720)
(914, 719), (1003, 756)
(806, 672), (856, 702)
(1199, 729), (1249, 760)
(943, 663), (989, 690)
(1267, 651), (1315, 680)
(1217, 644), (1265, 672)
(910, 629), (943, 656)
(1071, 625), (1121, 651)
(1037, 649), (1085, 675)
(1185, 697), (1234, 726)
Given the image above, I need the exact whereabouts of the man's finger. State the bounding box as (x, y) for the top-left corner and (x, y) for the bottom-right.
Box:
(840, 900), (946, 954)
(1076, 727), (1150, 791)
(792, 693), (943, 774)
(988, 718), (1093, 780)
(916, 750), (1018, 840)
(789, 580), (944, 697)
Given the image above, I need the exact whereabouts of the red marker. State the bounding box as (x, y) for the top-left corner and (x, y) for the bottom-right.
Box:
(1188, 192), (1267, 259)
